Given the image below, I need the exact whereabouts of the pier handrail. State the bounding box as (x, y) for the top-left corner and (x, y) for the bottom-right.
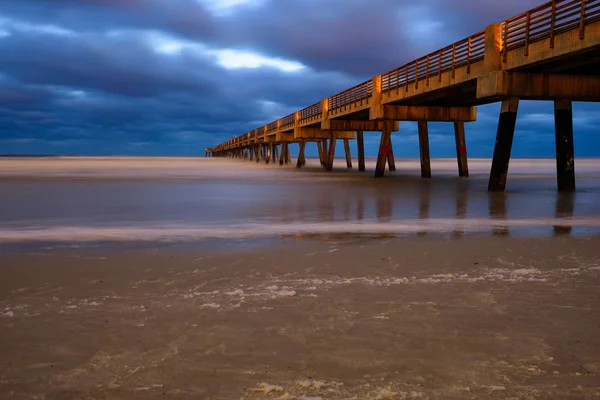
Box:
(502, 0), (600, 60)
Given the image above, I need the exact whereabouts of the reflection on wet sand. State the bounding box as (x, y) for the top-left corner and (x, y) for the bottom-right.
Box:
(454, 184), (468, 236)
(554, 192), (575, 235)
(0, 157), (593, 241)
(418, 183), (430, 237)
(263, 178), (578, 237)
(489, 193), (509, 236)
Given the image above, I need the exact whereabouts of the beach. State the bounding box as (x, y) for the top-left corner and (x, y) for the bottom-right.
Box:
(1, 157), (600, 399)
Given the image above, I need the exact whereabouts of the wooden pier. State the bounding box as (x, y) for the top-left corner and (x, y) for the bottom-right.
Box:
(209, 0), (600, 191)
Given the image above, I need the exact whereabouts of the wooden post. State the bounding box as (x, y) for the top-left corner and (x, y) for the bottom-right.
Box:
(286, 143), (291, 164)
(343, 139), (352, 169)
(274, 144), (279, 161)
(296, 141), (306, 168)
(279, 143), (285, 165)
(375, 122), (393, 177)
(386, 133), (396, 172)
(272, 144), (277, 163)
(321, 140), (329, 167)
(326, 132), (337, 171)
(265, 144), (271, 164)
(357, 130), (365, 172)
(317, 141), (325, 166)
(488, 98), (519, 191)
(255, 145), (261, 163)
(554, 100), (575, 191)
(454, 122), (469, 177)
(418, 121), (431, 178)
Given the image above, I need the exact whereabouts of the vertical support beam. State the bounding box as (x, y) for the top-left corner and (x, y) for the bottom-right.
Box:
(554, 100), (575, 191)
(418, 121), (431, 178)
(326, 132), (337, 171)
(321, 140), (329, 167)
(296, 141), (306, 168)
(279, 143), (287, 165)
(317, 141), (325, 166)
(265, 144), (271, 164)
(386, 132), (396, 172)
(285, 143), (291, 164)
(488, 97), (519, 191)
(255, 145), (261, 163)
(343, 139), (352, 169)
(357, 130), (365, 172)
(274, 144), (279, 162)
(375, 121), (393, 177)
(454, 121), (469, 177)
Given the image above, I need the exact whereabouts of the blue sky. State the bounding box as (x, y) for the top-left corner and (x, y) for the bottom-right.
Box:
(0, 0), (598, 157)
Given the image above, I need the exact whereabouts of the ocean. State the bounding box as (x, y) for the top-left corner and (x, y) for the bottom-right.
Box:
(1, 156), (599, 242)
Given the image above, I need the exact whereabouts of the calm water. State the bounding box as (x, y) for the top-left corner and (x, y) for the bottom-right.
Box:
(0, 156), (599, 241)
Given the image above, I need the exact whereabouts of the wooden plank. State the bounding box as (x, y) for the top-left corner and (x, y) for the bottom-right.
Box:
(322, 119), (399, 131)
(370, 105), (477, 121)
(477, 71), (600, 101)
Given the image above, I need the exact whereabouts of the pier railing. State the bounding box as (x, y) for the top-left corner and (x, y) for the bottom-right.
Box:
(381, 30), (485, 93)
(280, 113), (295, 129)
(328, 79), (373, 110)
(299, 101), (323, 122)
(502, 0), (600, 59)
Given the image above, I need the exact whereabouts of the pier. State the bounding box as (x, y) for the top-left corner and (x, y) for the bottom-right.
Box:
(210, 0), (600, 192)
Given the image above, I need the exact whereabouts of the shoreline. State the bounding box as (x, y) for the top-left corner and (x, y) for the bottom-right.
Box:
(2, 235), (600, 399)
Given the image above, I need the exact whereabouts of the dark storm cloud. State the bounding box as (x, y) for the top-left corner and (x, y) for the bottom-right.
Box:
(0, 0), (215, 40)
(0, 0), (598, 156)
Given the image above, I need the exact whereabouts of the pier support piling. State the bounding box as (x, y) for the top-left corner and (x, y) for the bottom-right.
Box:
(418, 121), (431, 178)
(265, 145), (271, 164)
(357, 130), (365, 172)
(488, 98), (519, 191)
(554, 100), (575, 191)
(279, 143), (287, 165)
(317, 141), (325, 166)
(375, 122), (393, 177)
(326, 133), (337, 171)
(454, 122), (469, 177)
(387, 140), (396, 172)
(344, 139), (352, 169)
(297, 141), (306, 168)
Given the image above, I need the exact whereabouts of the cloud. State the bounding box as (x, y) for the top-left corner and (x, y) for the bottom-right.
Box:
(0, 0), (598, 156)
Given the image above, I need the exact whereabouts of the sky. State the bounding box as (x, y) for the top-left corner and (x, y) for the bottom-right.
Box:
(0, 0), (598, 158)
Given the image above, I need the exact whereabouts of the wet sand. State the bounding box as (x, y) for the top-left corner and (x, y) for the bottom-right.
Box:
(2, 236), (600, 399)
